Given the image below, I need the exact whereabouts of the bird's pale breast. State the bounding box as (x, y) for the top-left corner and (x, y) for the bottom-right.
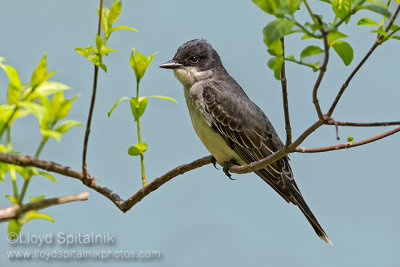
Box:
(183, 82), (245, 166)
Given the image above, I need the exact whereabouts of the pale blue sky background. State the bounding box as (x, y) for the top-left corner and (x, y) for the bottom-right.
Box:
(1, 0), (400, 266)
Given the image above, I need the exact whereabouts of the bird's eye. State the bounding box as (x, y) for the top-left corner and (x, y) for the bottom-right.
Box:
(189, 56), (199, 64)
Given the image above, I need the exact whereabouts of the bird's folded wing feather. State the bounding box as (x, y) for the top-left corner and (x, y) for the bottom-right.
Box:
(202, 81), (298, 202)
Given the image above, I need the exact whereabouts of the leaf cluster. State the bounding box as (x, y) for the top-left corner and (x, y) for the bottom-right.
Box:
(253, 0), (399, 79)
(75, 0), (137, 72)
(0, 55), (81, 237)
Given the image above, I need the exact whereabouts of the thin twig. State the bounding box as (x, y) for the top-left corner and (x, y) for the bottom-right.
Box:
(312, 28), (329, 120)
(296, 126), (400, 153)
(327, 5), (400, 117)
(82, 0), (103, 178)
(0, 152), (212, 212)
(280, 38), (292, 145)
(0, 192), (89, 222)
(325, 120), (400, 127)
(285, 57), (320, 71)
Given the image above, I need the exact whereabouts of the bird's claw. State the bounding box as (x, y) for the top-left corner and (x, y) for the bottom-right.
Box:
(223, 159), (236, 180)
(211, 156), (219, 170)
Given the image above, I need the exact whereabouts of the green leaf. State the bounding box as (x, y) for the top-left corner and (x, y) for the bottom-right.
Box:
(148, 95), (178, 103)
(0, 61), (22, 105)
(87, 54), (100, 67)
(8, 219), (22, 239)
(357, 4), (391, 17)
(0, 104), (25, 130)
(110, 25), (138, 34)
(75, 47), (89, 57)
(267, 56), (284, 80)
(127, 142), (148, 156)
(23, 81), (70, 101)
(100, 7), (110, 37)
(108, 0), (122, 26)
(6, 195), (19, 204)
(100, 47), (118, 56)
(390, 36), (400, 40)
(366, 0), (387, 8)
(20, 210), (55, 224)
(41, 129), (62, 141)
(95, 34), (104, 51)
(332, 41), (354, 65)
(390, 24), (399, 31)
(55, 120), (82, 134)
(252, 0), (281, 15)
(19, 102), (45, 123)
(108, 96), (130, 117)
(252, 0), (301, 16)
(347, 136), (354, 142)
(332, 0), (351, 19)
(100, 63), (107, 72)
(15, 166), (37, 180)
(263, 19), (295, 46)
(0, 163), (9, 182)
(371, 26), (387, 36)
(130, 49), (157, 82)
(327, 31), (348, 44)
(267, 39), (283, 56)
(31, 54), (54, 90)
(53, 93), (79, 121)
(301, 33), (313, 40)
(29, 195), (46, 203)
(357, 17), (379, 27)
(130, 97), (147, 121)
(37, 172), (57, 183)
(300, 45), (324, 60)
(75, 45), (97, 59)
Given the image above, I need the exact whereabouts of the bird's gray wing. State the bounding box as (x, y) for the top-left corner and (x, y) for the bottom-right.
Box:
(202, 81), (297, 203)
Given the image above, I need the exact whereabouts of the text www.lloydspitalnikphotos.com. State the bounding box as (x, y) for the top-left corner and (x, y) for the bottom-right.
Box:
(6, 232), (161, 261)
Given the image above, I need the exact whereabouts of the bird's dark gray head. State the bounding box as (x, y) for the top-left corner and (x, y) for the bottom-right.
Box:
(159, 39), (224, 87)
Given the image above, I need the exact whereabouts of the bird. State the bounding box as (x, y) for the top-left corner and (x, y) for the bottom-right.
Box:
(159, 39), (331, 244)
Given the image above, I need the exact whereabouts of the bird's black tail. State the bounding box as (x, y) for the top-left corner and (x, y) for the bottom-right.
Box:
(291, 189), (332, 245)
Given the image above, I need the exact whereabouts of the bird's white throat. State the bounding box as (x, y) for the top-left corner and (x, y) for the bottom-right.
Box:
(173, 67), (213, 87)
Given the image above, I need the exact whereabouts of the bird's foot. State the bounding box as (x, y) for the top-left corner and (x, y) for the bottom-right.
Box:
(223, 159), (237, 180)
(211, 156), (219, 170)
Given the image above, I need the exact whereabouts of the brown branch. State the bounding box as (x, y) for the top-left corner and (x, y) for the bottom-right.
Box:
(280, 38), (292, 145)
(0, 152), (212, 213)
(326, 4), (400, 118)
(0, 192), (89, 222)
(325, 120), (400, 127)
(312, 22), (329, 120)
(296, 126), (400, 153)
(82, 0), (103, 178)
(121, 156), (213, 211)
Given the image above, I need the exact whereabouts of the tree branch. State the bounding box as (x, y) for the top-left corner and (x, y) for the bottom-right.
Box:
(280, 38), (292, 145)
(82, 0), (103, 178)
(0, 192), (89, 222)
(0, 152), (212, 213)
(326, 4), (400, 117)
(296, 126), (400, 153)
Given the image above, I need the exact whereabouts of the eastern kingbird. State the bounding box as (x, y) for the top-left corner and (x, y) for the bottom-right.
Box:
(160, 39), (331, 244)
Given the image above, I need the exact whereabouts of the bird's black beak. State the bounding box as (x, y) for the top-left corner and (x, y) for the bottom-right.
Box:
(159, 60), (183, 69)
